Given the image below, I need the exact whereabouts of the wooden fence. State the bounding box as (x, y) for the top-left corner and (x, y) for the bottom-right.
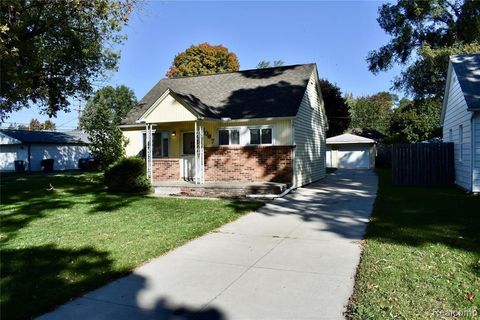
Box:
(392, 143), (454, 186)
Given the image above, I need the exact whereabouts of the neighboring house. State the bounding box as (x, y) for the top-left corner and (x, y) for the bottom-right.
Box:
(120, 64), (328, 188)
(441, 53), (480, 193)
(326, 133), (376, 169)
(0, 129), (90, 171)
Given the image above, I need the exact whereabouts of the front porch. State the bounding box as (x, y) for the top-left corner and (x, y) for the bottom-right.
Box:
(152, 180), (290, 198)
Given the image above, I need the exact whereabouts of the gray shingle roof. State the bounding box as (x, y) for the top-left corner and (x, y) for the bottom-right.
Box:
(450, 54), (480, 110)
(0, 129), (88, 144)
(121, 64), (316, 125)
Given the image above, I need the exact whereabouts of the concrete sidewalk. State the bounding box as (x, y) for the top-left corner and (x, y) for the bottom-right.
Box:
(40, 169), (378, 320)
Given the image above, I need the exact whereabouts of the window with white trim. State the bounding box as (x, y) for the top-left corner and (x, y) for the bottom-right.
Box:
(249, 128), (272, 145)
(218, 129), (240, 145)
(142, 131), (169, 157)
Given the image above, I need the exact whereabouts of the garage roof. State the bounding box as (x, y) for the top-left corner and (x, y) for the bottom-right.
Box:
(326, 133), (375, 144)
(0, 129), (88, 144)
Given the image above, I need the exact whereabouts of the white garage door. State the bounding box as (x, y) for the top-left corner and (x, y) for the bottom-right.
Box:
(338, 145), (370, 169)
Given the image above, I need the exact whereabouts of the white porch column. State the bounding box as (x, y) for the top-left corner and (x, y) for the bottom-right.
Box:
(145, 123), (153, 181)
(194, 121), (205, 184)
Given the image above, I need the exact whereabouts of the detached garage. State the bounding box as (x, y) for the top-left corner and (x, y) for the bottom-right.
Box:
(0, 129), (90, 172)
(326, 133), (376, 169)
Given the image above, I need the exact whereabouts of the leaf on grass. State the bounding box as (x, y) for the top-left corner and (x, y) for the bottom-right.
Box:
(466, 292), (474, 302)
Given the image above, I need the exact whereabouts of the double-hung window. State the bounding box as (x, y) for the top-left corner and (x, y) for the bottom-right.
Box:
(249, 128), (272, 145)
(143, 131), (169, 157)
(219, 129), (240, 145)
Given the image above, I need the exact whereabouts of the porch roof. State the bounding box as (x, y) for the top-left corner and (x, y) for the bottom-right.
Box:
(121, 64), (316, 125)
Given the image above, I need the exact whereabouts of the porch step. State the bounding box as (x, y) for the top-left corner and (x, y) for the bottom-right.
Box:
(153, 181), (289, 198)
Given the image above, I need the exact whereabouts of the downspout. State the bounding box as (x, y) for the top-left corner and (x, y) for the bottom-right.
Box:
(28, 144), (31, 172)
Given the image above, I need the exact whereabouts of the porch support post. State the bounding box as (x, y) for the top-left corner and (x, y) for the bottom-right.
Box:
(145, 123), (153, 182)
(194, 121), (205, 184)
(194, 121), (198, 184)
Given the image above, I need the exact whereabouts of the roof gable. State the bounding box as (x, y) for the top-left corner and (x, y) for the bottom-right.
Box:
(121, 64), (316, 125)
(450, 54), (480, 110)
(441, 54), (479, 125)
(326, 133), (375, 144)
(138, 89), (199, 123)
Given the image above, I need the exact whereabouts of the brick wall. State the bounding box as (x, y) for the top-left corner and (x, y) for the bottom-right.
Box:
(204, 146), (293, 183)
(152, 158), (180, 181)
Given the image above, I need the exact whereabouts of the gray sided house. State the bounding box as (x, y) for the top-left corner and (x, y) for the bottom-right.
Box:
(0, 129), (90, 172)
(441, 53), (480, 192)
(120, 64), (328, 188)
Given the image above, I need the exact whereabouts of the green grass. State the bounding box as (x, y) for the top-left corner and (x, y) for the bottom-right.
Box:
(0, 172), (263, 319)
(348, 169), (480, 319)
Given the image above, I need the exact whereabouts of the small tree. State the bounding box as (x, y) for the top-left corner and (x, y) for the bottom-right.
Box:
(349, 92), (395, 134)
(166, 43), (240, 78)
(388, 99), (442, 143)
(318, 79), (350, 137)
(80, 85), (137, 166)
(43, 120), (56, 131)
(256, 60), (285, 68)
(27, 118), (56, 131)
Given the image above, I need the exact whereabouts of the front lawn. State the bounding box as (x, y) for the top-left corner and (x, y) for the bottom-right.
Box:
(348, 169), (480, 319)
(0, 172), (262, 319)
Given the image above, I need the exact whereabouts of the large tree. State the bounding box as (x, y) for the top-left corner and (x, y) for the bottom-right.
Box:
(349, 92), (395, 134)
(80, 85), (136, 166)
(166, 43), (240, 78)
(318, 79), (350, 137)
(388, 99), (442, 143)
(368, 0), (480, 98)
(0, 0), (136, 120)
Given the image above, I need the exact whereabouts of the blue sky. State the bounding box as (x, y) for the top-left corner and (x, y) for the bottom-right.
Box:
(5, 1), (401, 130)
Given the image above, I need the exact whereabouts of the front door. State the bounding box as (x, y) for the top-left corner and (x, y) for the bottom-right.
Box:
(181, 132), (195, 180)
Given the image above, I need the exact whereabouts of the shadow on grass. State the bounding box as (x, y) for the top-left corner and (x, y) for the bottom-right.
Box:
(1, 245), (227, 320)
(0, 172), (142, 242)
(365, 169), (480, 255)
(1, 244), (119, 320)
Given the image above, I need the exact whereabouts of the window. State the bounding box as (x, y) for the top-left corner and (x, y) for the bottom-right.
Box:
(143, 131), (169, 157)
(449, 128), (453, 141)
(249, 128), (272, 145)
(218, 129), (240, 145)
(459, 125), (463, 162)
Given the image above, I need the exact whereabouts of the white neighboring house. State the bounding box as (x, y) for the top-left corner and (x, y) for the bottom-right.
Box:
(326, 133), (376, 169)
(0, 129), (90, 172)
(441, 54), (480, 193)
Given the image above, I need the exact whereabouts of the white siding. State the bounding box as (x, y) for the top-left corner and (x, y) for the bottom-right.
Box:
(0, 144), (89, 171)
(292, 72), (327, 187)
(0, 145), (27, 171)
(473, 113), (480, 192)
(142, 93), (197, 123)
(442, 69), (472, 191)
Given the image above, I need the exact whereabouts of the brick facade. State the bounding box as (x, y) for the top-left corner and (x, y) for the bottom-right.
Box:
(152, 158), (180, 181)
(204, 146), (293, 183)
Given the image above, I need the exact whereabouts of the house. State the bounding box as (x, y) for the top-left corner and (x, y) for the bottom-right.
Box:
(441, 53), (480, 193)
(0, 129), (90, 172)
(326, 133), (376, 169)
(120, 64), (328, 189)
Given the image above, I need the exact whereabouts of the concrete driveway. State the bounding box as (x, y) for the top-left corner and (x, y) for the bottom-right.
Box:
(40, 169), (378, 320)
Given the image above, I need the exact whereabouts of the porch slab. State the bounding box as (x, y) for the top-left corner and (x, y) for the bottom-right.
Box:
(152, 181), (289, 197)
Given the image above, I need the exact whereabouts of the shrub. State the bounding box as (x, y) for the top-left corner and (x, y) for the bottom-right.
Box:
(104, 157), (151, 193)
